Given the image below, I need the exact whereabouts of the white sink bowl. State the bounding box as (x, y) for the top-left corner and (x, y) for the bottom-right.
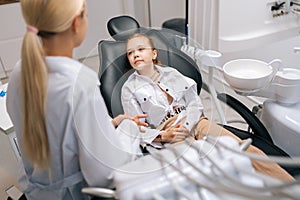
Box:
(223, 59), (274, 91)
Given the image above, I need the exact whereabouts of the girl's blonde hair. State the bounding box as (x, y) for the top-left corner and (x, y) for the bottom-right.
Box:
(20, 0), (84, 169)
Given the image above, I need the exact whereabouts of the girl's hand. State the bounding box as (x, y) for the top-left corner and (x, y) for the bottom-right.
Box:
(156, 124), (189, 144)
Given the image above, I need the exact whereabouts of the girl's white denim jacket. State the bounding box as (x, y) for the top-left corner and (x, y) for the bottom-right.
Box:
(121, 65), (204, 133)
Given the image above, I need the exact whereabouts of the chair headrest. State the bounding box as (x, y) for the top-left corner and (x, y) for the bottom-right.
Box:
(107, 15), (142, 41)
(162, 18), (186, 35)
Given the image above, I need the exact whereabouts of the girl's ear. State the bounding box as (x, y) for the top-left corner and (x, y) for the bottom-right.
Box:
(152, 49), (158, 60)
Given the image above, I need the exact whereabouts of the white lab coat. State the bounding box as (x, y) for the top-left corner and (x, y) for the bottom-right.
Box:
(121, 65), (204, 133)
(6, 56), (142, 200)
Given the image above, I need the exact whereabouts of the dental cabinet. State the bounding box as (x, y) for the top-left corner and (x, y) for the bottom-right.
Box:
(0, 83), (21, 199)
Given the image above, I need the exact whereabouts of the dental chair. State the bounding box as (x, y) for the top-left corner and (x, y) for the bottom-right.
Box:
(97, 15), (300, 176)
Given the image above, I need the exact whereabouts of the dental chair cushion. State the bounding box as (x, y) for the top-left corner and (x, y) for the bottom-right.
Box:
(107, 15), (146, 41)
(162, 18), (186, 35)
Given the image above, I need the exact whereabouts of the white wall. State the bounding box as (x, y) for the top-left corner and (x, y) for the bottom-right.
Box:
(0, 0), (185, 80)
(75, 0), (126, 59)
(189, 0), (300, 69)
(0, 0), (130, 79)
(149, 0), (185, 28)
(119, 0), (185, 28)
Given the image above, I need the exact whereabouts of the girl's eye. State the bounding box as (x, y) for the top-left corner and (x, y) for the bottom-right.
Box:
(138, 47), (145, 51)
(127, 51), (132, 56)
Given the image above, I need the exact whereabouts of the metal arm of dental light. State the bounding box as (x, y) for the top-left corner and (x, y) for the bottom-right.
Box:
(203, 51), (226, 125)
(180, 43), (226, 124)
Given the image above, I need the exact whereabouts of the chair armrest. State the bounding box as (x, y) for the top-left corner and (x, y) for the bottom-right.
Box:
(217, 93), (273, 144)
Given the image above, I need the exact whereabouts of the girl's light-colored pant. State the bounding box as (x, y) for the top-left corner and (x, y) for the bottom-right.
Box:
(160, 116), (294, 182)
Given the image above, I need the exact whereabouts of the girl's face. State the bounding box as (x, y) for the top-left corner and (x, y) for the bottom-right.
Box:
(126, 36), (157, 72)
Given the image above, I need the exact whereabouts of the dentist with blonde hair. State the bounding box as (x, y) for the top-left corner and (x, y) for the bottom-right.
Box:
(6, 0), (144, 199)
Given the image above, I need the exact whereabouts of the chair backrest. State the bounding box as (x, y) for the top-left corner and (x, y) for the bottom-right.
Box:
(107, 15), (142, 41)
(98, 29), (202, 117)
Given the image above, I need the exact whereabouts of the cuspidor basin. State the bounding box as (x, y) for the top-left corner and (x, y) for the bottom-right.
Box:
(223, 59), (279, 91)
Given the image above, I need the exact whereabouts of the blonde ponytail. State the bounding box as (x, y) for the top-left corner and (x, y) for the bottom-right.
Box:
(20, 0), (85, 169)
(21, 31), (49, 169)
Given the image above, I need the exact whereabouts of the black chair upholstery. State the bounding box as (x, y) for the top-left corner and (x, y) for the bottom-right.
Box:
(107, 15), (143, 41)
(98, 29), (202, 117)
(162, 18), (186, 35)
(217, 93), (274, 144)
